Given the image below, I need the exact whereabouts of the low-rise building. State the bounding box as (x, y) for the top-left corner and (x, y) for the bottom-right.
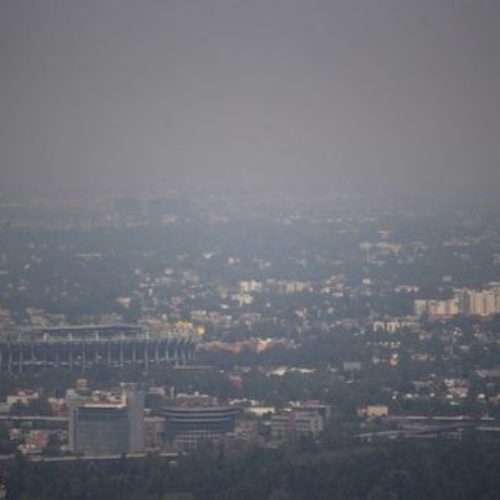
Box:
(357, 405), (389, 419)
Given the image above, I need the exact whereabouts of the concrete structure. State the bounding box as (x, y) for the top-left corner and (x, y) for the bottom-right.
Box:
(294, 414), (324, 436)
(69, 404), (130, 456)
(121, 383), (145, 453)
(0, 324), (196, 373)
(357, 405), (389, 419)
(270, 404), (330, 440)
(145, 416), (166, 449)
(456, 288), (500, 317)
(163, 406), (238, 449)
(415, 287), (500, 319)
(6, 390), (39, 407)
(414, 298), (460, 319)
(69, 384), (145, 456)
(270, 413), (292, 439)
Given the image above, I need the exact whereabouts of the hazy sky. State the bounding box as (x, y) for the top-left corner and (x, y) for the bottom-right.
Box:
(1, 0), (499, 199)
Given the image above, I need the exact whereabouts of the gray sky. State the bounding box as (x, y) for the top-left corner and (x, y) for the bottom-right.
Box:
(1, 0), (499, 199)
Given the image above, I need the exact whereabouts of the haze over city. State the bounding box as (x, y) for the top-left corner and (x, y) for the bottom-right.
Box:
(1, 0), (500, 200)
(2, 2), (500, 499)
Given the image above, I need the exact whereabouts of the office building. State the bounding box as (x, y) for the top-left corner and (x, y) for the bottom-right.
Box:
(164, 405), (238, 449)
(69, 384), (144, 456)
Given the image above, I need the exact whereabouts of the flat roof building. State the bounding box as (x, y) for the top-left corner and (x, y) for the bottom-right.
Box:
(69, 404), (129, 456)
(164, 406), (238, 450)
(69, 384), (144, 456)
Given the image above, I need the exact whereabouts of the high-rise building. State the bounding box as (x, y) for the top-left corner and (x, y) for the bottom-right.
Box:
(454, 288), (500, 317)
(121, 383), (145, 453)
(414, 287), (500, 319)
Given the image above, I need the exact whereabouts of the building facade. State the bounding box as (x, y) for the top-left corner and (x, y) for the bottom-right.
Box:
(69, 384), (144, 456)
(163, 406), (238, 449)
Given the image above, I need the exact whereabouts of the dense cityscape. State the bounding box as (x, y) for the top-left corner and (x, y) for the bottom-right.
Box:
(2, 0), (500, 497)
(0, 194), (500, 498)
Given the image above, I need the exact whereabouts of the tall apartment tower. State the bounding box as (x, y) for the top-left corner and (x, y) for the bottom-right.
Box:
(122, 383), (145, 453)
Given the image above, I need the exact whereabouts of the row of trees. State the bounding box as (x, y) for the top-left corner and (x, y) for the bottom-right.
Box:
(3, 436), (500, 499)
